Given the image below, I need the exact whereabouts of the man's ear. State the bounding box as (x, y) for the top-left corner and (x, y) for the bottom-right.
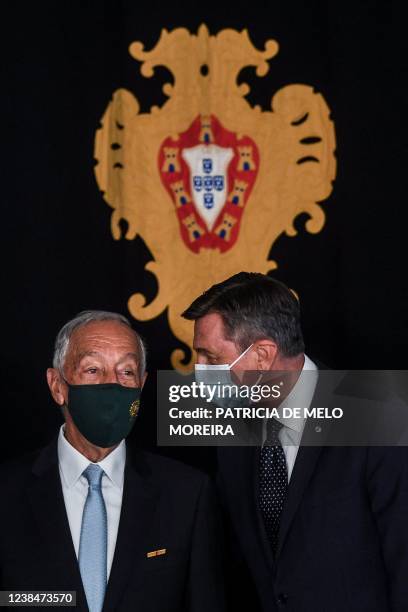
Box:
(46, 368), (66, 406)
(254, 340), (278, 370)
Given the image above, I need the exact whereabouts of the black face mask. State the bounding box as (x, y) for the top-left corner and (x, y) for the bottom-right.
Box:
(66, 383), (141, 448)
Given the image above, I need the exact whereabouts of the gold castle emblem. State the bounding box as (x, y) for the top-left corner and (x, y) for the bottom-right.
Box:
(94, 25), (336, 370)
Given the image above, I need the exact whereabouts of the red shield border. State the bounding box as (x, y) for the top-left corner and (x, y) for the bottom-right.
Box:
(159, 115), (259, 253)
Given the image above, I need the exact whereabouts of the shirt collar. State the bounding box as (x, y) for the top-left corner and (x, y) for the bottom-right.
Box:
(57, 425), (126, 489)
(275, 354), (318, 434)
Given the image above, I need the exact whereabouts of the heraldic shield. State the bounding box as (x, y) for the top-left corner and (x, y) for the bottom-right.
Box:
(94, 25), (336, 370)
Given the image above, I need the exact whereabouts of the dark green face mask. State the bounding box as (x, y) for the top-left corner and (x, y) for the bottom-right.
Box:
(66, 383), (141, 448)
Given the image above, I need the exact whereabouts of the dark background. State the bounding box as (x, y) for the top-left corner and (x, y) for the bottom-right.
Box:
(2, 1), (402, 467)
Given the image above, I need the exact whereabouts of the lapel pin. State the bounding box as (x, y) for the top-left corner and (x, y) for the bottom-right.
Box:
(147, 548), (167, 558)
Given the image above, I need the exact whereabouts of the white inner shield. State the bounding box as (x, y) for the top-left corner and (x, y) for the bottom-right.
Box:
(182, 144), (234, 230)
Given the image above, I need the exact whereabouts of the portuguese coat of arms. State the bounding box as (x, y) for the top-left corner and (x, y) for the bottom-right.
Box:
(94, 25), (336, 369)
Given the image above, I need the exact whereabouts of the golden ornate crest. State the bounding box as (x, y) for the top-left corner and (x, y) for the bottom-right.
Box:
(129, 399), (140, 418)
(94, 25), (336, 370)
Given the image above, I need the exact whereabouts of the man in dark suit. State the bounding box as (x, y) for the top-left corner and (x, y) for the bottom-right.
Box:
(0, 311), (225, 612)
(182, 272), (408, 612)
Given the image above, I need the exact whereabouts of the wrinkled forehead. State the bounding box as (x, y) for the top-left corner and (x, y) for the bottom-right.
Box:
(66, 320), (140, 361)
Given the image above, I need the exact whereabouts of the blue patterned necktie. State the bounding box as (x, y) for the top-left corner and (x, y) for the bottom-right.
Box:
(259, 418), (288, 555)
(78, 464), (107, 612)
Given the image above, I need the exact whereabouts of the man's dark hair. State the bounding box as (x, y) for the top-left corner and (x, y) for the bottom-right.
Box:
(182, 272), (305, 358)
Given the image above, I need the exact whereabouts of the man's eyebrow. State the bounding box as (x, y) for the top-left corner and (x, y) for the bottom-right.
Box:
(73, 351), (140, 369)
(76, 351), (103, 361)
(194, 347), (216, 356)
(72, 351), (103, 371)
(117, 352), (139, 363)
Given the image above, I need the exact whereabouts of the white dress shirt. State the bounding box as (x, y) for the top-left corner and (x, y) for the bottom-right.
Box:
(262, 354), (318, 481)
(57, 426), (125, 578)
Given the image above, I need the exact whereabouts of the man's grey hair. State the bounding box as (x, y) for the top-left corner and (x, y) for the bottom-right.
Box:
(52, 310), (147, 377)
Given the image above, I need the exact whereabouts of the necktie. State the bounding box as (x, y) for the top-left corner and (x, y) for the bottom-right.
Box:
(79, 464), (107, 612)
(259, 418), (288, 555)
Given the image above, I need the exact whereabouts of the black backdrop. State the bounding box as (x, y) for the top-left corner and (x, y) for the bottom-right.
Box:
(2, 1), (403, 468)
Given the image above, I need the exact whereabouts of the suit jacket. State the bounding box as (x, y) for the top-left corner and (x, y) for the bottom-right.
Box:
(0, 438), (225, 612)
(217, 373), (408, 612)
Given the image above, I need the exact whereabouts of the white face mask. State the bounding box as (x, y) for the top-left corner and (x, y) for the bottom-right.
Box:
(195, 344), (256, 408)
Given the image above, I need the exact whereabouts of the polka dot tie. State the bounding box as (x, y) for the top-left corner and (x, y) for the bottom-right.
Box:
(259, 418), (288, 555)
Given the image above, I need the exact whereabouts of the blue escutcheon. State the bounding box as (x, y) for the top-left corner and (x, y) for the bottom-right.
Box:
(203, 158), (212, 174)
(214, 175), (224, 191)
(193, 176), (203, 192)
(204, 176), (213, 191)
(204, 193), (214, 209)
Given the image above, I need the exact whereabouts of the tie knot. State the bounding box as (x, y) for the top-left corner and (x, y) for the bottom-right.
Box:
(266, 418), (284, 445)
(83, 464), (104, 488)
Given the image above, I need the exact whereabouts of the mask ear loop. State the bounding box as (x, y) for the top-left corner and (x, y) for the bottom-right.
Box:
(255, 372), (263, 385)
(229, 343), (254, 368)
(229, 343), (264, 385)
(230, 343), (264, 412)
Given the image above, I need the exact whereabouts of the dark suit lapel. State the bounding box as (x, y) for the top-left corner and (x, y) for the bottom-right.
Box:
(27, 439), (85, 597)
(218, 446), (275, 574)
(275, 442), (323, 558)
(275, 371), (342, 558)
(103, 448), (160, 612)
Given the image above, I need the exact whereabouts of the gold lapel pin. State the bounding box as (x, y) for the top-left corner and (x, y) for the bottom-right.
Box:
(147, 548), (167, 558)
(129, 399), (140, 418)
